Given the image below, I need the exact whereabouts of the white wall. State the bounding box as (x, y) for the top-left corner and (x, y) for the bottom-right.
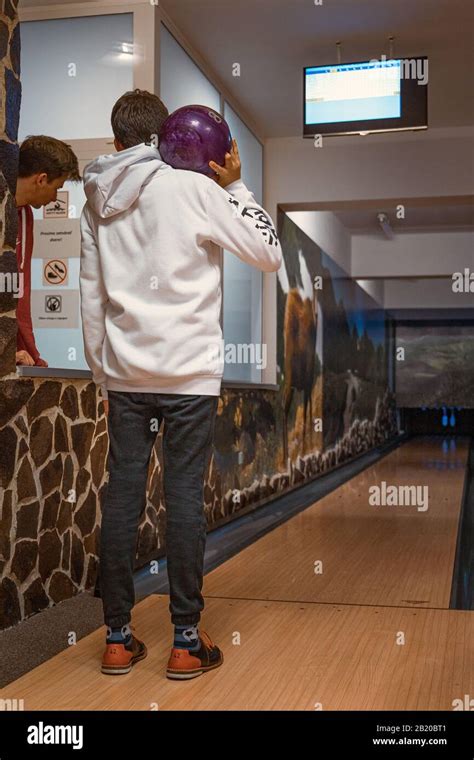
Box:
(351, 231), (474, 278)
(266, 127), (474, 311)
(355, 279), (385, 305)
(352, 230), (474, 309)
(385, 278), (473, 309)
(286, 210), (351, 274)
(264, 128), (474, 223)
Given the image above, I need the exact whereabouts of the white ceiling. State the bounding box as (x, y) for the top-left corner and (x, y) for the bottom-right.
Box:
(334, 203), (474, 234)
(18, 0), (474, 137)
(159, 0), (474, 137)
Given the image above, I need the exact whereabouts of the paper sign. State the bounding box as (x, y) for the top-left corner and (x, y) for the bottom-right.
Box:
(43, 191), (69, 218)
(33, 219), (80, 259)
(31, 290), (79, 328)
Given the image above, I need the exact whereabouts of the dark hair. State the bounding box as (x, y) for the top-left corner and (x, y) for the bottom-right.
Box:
(18, 135), (81, 181)
(111, 89), (169, 149)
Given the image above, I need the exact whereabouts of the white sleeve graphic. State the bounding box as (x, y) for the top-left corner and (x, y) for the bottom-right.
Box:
(206, 179), (282, 273)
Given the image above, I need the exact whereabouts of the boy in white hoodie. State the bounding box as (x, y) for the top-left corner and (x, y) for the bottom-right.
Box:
(79, 89), (282, 680)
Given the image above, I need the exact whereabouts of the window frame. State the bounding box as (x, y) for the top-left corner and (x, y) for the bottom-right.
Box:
(18, 0), (278, 390)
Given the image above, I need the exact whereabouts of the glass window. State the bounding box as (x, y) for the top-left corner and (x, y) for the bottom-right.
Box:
(160, 24), (220, 113)
(222, 104), (264, 383)
(19, 14), (133, 141)
(30, 179), (88, 370)
(160, 26), (265, 384)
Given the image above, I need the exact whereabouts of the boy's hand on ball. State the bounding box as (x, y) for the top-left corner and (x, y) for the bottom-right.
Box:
(209, 139), (241, 188)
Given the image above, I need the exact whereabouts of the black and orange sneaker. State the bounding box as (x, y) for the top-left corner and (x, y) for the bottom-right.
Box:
(166, 630), (223, 680)
(101, 628), (147, 675)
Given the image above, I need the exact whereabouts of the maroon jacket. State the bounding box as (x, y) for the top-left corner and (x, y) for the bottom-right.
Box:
(16, 205), (43, 364)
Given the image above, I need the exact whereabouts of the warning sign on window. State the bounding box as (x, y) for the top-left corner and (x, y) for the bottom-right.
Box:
(43, 259), (68, 286)
(31, 290), (79, 328)
(43, 191), (69, 219)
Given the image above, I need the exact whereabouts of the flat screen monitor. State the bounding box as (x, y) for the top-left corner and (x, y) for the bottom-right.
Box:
(304, 57), (428, 137)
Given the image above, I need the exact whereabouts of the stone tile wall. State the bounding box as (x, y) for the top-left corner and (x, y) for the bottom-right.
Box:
(0, 377), (397, 631)
(0, 0), (21, 379)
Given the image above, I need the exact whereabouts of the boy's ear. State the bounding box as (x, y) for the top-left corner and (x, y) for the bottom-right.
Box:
(114, 138), (124, 152)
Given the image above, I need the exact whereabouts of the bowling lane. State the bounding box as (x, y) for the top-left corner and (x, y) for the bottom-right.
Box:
(1, 436), (470, 710)
(202, 436), (470, 609)
(1, 595), (472, 710)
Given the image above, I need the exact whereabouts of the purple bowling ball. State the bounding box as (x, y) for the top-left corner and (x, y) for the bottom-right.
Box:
(158, 105), (232, 178)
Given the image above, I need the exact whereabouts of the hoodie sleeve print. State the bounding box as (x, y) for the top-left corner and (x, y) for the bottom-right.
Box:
(79, 206), (109, 400)
(205, 179), (282, 273)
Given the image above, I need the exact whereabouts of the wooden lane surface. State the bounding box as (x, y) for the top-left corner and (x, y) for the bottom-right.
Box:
(202, 437), (470, 609)
(1, 436), (471, 710)
(1, 594), (472, 710)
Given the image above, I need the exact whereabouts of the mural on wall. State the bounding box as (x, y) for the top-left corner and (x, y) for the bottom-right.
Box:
(210, 211), (397, 517)
(276, 212), (323, 465)
(0, 211), (398, 632)
(321, 251), (389, 450)
(396, 324), (474, 408)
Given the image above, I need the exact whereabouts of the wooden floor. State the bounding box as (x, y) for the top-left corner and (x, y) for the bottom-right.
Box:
(1, 436), (473, 710)
(204, 436), (470, 609)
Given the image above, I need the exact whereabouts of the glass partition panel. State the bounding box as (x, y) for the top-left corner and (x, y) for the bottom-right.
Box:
(160, 24), (220, 113)
(222, 103), (264, 382)
(19, 14), (133, 140)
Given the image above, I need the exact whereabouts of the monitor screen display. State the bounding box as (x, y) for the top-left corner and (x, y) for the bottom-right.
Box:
(304, 57), (428, 137)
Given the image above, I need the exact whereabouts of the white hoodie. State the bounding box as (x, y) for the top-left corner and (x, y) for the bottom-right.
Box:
(79, 143), (282, 399)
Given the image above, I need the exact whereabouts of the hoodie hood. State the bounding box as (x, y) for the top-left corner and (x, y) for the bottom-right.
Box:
(83, 143), (172, 219)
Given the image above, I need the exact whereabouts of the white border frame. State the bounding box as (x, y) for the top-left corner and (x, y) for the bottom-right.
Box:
(18, 0), (277, 388)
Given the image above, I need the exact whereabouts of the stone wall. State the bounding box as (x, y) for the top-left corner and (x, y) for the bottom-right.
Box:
(0, 374), (397, 632)
(0, 0), (20, 379)
(0, 379), (109, 629)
